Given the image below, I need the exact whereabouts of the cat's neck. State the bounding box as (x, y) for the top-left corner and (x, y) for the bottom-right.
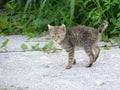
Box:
(59, 33), (69, 44)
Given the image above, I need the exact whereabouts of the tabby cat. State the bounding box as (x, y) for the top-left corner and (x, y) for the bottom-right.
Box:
(48, 20), (108, 69)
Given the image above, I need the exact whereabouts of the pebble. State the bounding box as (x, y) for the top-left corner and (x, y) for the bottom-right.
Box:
(96, 80), (105, 86)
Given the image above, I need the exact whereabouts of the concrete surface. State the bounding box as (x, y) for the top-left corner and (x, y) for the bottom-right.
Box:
(0, 35), (120, 90)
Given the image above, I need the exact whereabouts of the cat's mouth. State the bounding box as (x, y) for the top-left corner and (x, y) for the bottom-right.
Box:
(54, 39), (62, 43)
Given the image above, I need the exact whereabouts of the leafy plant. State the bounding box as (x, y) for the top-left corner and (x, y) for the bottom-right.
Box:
(0, 16), (8, 34)
(42, 41), (56, 53)
(21, 43), (28, 51)
(117, 35), (120, 47)
(103, 47), (110, 50)
(0, 0), (120, 47)
(31, 43), (40, 50)
(0, 39), (9, 48)
(103, 44), (111, 50)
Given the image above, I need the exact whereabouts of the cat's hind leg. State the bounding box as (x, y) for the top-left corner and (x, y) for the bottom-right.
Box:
(84, 47), (95, 67)
(73, 59), (76, 64)
(93, 45), (100, 62)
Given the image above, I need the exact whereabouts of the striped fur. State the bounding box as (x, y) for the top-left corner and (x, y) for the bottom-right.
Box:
(98, 20), (108, 33)
(48, 20), (108, 69)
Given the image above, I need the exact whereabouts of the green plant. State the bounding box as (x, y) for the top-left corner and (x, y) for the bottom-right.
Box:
(21, 43), (28, 51)
(31, 43), (40, 50)
(0, 39), (9, 48)
(1, 0), (120, 47)
(0, 16), (9, 35)
(42, 41), (56, 53)
(31, 41), (56, 53)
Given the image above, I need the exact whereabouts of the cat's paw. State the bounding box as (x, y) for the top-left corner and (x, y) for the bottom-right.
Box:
(85, 63), (93, 67)
(73, 59), (76, 64)
(65, 64), (72, 69)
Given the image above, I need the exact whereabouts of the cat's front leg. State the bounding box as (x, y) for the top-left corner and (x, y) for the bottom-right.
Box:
(65, 48), (74, 69)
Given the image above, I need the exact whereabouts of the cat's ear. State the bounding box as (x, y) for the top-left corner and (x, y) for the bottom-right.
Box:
(48, 24), (53, 30)
(60, 24), (66, 31)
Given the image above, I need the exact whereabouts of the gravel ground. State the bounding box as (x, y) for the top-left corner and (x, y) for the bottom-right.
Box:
(0, 35), (120, 90)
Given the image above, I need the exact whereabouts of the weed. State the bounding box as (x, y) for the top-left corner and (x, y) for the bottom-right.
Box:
(0, 0), (120, 47)
(21, 43), (28, 51)
(0, 39), (9, 48)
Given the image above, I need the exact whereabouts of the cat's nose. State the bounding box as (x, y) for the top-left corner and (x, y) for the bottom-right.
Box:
(54, 38), (57, 41)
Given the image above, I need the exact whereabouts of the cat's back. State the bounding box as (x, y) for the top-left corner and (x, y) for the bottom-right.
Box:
(66, 25), (99, 46)
(69, 25), (97, 33)
(68, 25), (98, 36)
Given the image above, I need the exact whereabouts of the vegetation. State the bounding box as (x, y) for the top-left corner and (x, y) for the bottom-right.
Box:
(0, 0), (120, 46)
(0, 39), (56, 53)
(0, 39), (9, 48)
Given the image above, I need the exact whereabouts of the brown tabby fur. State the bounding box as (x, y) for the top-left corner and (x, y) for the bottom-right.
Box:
(48, 20), (108, 69)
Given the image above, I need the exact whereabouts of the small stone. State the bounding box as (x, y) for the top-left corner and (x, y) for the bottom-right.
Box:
(44, 65), (50, 68)
(10, 85), (14, 87)
(96, 80), (105, 86)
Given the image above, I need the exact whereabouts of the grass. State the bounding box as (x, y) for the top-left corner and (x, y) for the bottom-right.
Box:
(0, 0), (120, 46)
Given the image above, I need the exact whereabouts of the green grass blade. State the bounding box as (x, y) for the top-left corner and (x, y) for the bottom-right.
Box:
(23, 0), (32, 18)
(69, 0), (75, 27)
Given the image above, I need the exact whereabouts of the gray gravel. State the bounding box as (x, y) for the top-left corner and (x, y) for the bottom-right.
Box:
(0, 35), (120, 90)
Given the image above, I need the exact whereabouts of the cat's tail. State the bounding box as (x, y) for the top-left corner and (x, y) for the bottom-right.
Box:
(98, 20), (108, 33)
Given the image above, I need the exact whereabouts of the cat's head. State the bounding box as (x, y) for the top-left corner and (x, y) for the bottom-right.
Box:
(48, 24), (66, 43)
